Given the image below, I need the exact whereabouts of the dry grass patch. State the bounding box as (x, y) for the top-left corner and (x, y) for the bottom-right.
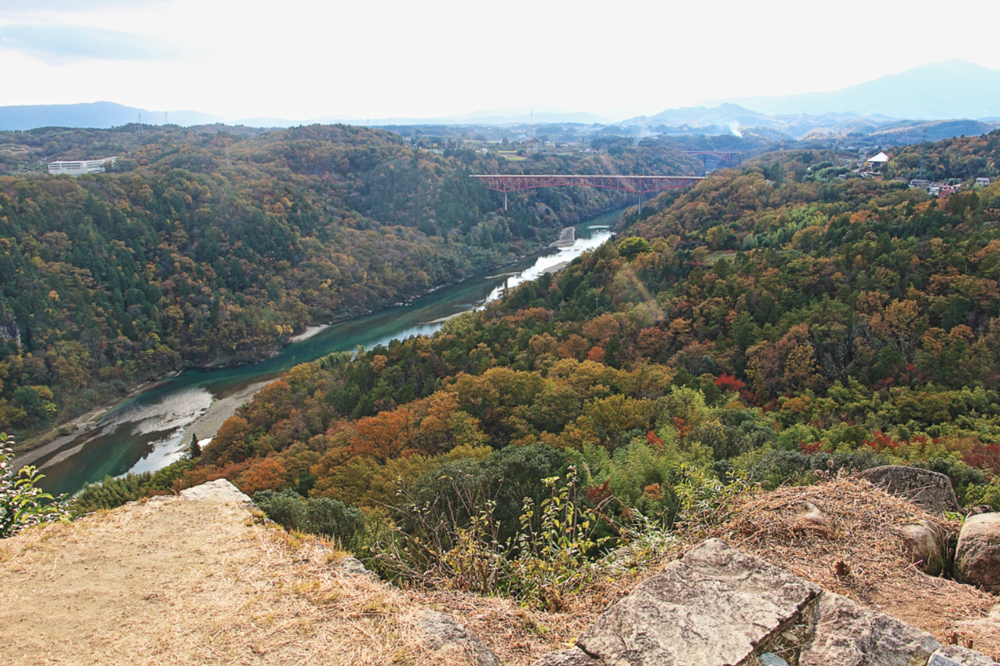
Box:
(703, 476), (1000, 659)
(0, 497), (477, 666)
(8, 476), (992, 665)
(401, 540), (687, 665)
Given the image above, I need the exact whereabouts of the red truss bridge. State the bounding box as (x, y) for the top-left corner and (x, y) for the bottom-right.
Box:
(682, 151), (742, 165)
(472, 174), (704, 210)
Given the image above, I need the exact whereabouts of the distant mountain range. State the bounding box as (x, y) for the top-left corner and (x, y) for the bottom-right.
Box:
(2, 60), (999, 140)
(0, 102), (221, 131)
(617, 60), (1000, 144)
(0, 102), (614, 132)
(619, 102), (1000, 144)
(710, 60), (1000, 119)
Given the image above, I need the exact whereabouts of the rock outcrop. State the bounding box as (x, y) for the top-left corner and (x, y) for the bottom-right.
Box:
(418, 609), (500, 666)
(860, 466), (960, 515)
(799, 592), (940, 666)
(531, 648), (601, 665)
(576, 539), (821, 665)
(931, 645), (1000, 666)
(179, 478), (252, 504)
(795, 502), (833, 535)
(533, 539), (999, 666)
(955, 513), (1000, 592)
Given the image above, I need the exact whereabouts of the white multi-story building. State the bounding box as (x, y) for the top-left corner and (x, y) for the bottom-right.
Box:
(47, 156), (117, 176)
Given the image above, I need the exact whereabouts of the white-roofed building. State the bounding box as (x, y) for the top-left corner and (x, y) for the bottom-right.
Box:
(865, 152), (889, 170)
(47, 157), (117, 176)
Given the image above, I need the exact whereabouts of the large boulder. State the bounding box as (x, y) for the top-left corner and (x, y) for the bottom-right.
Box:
(955, 513), (1000, 592)
(860, 466), (959, 515)
(529, 538), (999, 666)
(575, 539), (822, 666)
(898, 519), (951, 577)
(799, 592), (940, 666)
(179, 478), (252, 504)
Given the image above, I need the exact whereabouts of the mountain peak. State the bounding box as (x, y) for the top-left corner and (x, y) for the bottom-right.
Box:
(720, 59), (1000, 119)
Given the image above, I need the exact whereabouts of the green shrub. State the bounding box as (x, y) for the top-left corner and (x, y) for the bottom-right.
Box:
(964, 478), (1000, 511)
(304, 497), (365, 546)
(372, 467), (620, 610)
(74, 473), (155, 513)
(1, 433), (69, 538)
(253, 489), (366, 550)
(912, 458), (986, 504)
(73, 459), (193, 514)
(402, 444), (569, 547)
(254, 489), (307, 531)
(740, 448), (890, 489)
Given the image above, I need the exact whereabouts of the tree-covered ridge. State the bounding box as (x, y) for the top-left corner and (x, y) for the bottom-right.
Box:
(883, 130), (1000, 182)
(0, 124), (698, 436)
(168, 153), (1000, 530)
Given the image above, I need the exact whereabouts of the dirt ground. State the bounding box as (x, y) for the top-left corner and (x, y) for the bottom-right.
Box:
(0, 497), (515, 666)
(3, 477), (1000, 665)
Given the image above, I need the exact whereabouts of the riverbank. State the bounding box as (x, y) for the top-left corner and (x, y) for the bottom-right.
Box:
(29, 210), (623, 494)
(288, 325), (330, 344)
(12, 376), (179, 469)
(549, 226), (576, 248)
(183, 380), (272, 447)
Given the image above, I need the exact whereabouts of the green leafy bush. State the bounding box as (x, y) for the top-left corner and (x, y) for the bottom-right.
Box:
(253, 489), (365, 549)
(253, 489), (307, 530)
(1, 433), (69, 538)
(371, 467), (634, 610)
(964, 478), (1000, 511)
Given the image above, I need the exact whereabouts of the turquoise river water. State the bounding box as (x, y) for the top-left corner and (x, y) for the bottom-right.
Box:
(32, 210), (619, 496)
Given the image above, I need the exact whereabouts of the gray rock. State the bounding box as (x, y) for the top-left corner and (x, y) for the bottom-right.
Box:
(956, 513), (1000, 592)
(530, 648), (602, 666)
(179, 478), (252, 504)
(795, 502), (833, 535)
(860, 466), (959, 514)
(899, 519), (950, 576)
(418, 609), (500, 666)
(759, 653), (790, 666)
(799, 592), (940, 666)
(576, 538), (821, 666)
(930, 645), (999, 665)
(337, 556), (379, 581)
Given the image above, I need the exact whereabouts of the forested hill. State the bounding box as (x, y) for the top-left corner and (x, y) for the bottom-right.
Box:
(0, 124), (698, 435)
(122, 133), (1000, 550)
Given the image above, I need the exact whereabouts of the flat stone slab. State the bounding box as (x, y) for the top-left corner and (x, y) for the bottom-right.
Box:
(860, 466), (959, 514)
(930, 645), (999, 666)
(576, 538), (821, 666)
(799, 592), (940, 666)
(179, 478), (251, 504)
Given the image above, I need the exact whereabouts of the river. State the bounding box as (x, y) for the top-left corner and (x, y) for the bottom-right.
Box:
(30, 210), (619, 496)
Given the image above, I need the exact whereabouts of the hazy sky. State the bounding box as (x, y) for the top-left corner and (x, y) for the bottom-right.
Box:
(1, 0), (998, 121)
